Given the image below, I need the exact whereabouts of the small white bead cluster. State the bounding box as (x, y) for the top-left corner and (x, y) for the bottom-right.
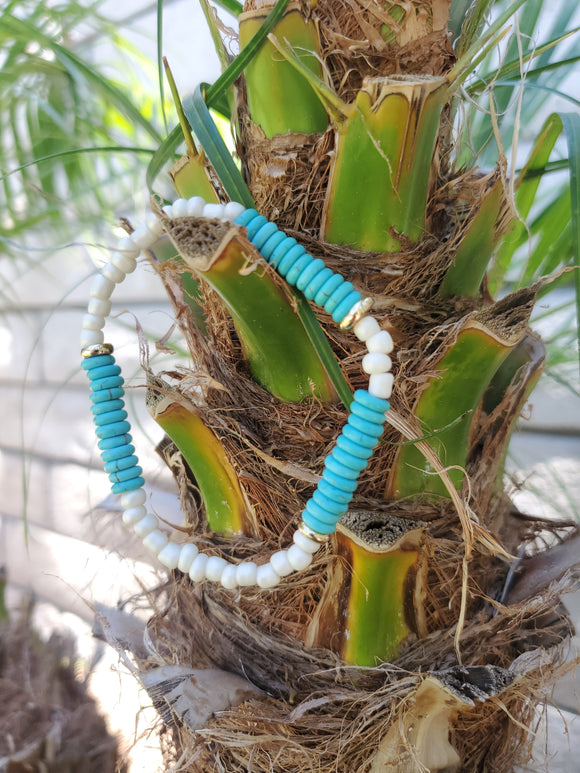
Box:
(354, 316), (394, 400)
(121, 489), (321, 588)
(82, 196), (394, 589)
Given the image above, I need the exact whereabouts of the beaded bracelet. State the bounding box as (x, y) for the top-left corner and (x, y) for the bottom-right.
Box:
(81, 197), (395, 589)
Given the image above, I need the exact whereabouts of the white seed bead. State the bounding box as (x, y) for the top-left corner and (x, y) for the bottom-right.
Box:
(158, 541), (182, 569)
(117, 235), (140, 258)
(82, 312), (105, 332)
(221, 564), (239, 589)
(270, 550), (294, 577)
(145, 212), (164, 237)
(162, 204), (174, 218)
(186, 196), (206, 217)
(287, 544), (313, 571)
(122, 505), (147, 526)
(130, 223), (155, 250)
(177, 543), (199, 573)
(353, 315), (381, 342)
(224, 201), (246, 222)
(369, 372), (394, 399)
(88, 297), (112, 317)
(172, 198), (189, 218)
(205, 555), (229, 582)
(111, 251), (137, 274)
(101, 262), (125, 284)
(142, 529), (169, 554)
(133, 513), (159, 537)
(203, 203), (225, 221)
(256, 564), (281, 589)
(189, 553), (209, 582)
(236, 561), (258, 586)
(367, 330), (394, 354)
(80, 329), (105, 347)
(90, 274), (115, 300)
(362, 352), (392, 375)
(293, 529), (321, 554)
(121, 489), (147, 508)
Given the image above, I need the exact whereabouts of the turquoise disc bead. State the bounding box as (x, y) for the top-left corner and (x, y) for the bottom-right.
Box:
(285, 254), (312, 285)
(101, 443), (135, 463)
(342, 423), (376, 448)
(302, 510), (335, 535)
(295, 259), (325, 291)
(104, 454), (139, 474)
(324, 454), (360, 478)
(304, 499), (340, 525)
(331, 446), (368, 471)
(91, 387), (124, 403)
(354, 389), (390, 415)
(347, 413), (384, 438)
(251, 221), (278, 250)
(323, 281), (353, 314)
(98, 433), (132, 450)
(245, 215), (268, 240)
(87, 363), (121, 381)
(260, 230), (286, 261)
(350, 400), (386, 424)
(332, 291), (362, 323)
(94, 408), (128, 427)
(234, 208), (258, 228)
(277, 244), (306, 276)
(112, 476), (145, 494)
(303, 267), (333, 300)
(91, 398), (124, 416)
(318, 478), (352, 504)
(314, 273), (343, 306)
(336, 434), (373, 461)
(321, 468), (358, 493)
(269, 237), (297, 268)
(82, 354), (114, 370)
(95, 420), (131, 439)
(312, 488), (346, 515)
(109, 464), (142, 483)
(90, 375), (124, 392)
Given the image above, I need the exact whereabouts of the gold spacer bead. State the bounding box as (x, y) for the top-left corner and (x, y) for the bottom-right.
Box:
(339, 297), (374, 330)
(298, 521), (330, 544)
(81, 343), (114, 359)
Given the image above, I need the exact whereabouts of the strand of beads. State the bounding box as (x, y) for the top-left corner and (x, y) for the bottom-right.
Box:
(81, 196), (395, 589)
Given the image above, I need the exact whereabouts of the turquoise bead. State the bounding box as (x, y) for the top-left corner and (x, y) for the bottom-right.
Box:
(285, 254), (312, 285)
(350, 399), (386, 425)
(90, 375), (124, 392)
(342, 424), (376, 448)
(112, 476), (145, 494)
(348, 413), (384, 438)
(312, 488), (346, 514)
(323, 281), (354, 314)
(332, 445), (368, 470)
(336, 434), (373, 461)
(318, 478), (352, 504)
(304, 498), (340, 525)
(277, 244), (306, 276)
(354, 389), (390, 415)
(332, 291), (362, 323)
(104, 454), (139, 474)
(303, 267), (333, 300)
(295, 259), (326, 291)
(82, 354), (114, 370)
(91, 398), (124, 416)
(260, 230), (286, 261)
(245, 215), (268, 240)
(87, 364), (121, 381)
(269, 237), (297, 268)
(109, 464), (142, 483)
(321, 468), (358, 493)
(101, 443), (135, 463)
(91, 387), (124, 403)
(98, 433), (132, 450)
(302, 509), (335, 535)
(251, 221), (279, 250)
(314, 273), (343, 306)
(324, 448), (364, 476)
(234, 208), (258, 227)
(94, 408), (128, 427)
(95, 420), (131, 439)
